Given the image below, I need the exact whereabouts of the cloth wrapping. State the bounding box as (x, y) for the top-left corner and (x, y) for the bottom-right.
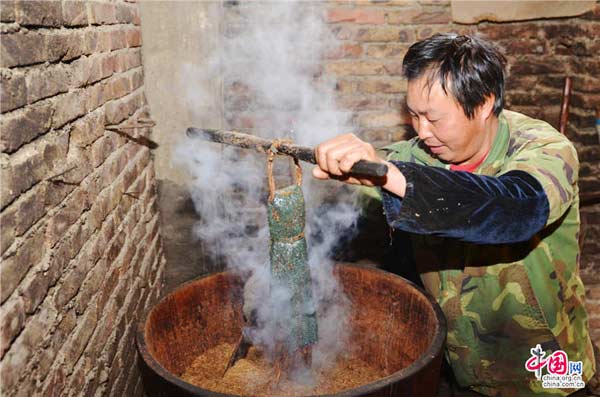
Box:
(268, 184), (318, 352)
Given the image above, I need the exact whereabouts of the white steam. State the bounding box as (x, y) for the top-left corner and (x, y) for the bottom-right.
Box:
(174, 0), (359, 378)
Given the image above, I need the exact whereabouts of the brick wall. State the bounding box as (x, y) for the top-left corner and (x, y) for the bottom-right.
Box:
(0, 1), (165, 396)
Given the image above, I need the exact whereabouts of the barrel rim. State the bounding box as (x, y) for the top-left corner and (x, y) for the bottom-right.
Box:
(136, 263), (447, 397)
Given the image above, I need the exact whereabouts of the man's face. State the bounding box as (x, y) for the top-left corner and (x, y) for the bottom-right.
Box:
(406, 75), (489, 164)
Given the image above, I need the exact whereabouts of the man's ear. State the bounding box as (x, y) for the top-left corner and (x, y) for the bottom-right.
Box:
(479, 95), (496, 120)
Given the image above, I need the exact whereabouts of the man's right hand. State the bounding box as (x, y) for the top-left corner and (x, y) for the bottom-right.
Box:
(312, 133), (407, 197)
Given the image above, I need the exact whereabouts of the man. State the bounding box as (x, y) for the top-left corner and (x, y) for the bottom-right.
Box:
(313, 33), (595, 396)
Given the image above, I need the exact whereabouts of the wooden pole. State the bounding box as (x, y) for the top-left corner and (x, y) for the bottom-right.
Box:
(186, 127), (389, 178)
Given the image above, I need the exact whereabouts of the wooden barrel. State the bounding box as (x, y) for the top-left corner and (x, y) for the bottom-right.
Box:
(136, 264), (446, 397)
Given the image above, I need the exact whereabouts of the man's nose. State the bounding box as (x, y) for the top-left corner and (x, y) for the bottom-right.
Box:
(416, 118), (434, 140)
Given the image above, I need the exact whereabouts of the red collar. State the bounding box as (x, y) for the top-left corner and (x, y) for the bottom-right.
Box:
(450, 150), (489, 173)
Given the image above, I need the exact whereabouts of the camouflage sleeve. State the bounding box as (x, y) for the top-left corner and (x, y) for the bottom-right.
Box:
(499, 135), (579, 225)
(382, 140), (415, 162)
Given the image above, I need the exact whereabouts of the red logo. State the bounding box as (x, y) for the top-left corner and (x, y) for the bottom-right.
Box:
(525, 344), (581, 380)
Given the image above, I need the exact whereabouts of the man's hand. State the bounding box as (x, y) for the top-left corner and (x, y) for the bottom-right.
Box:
(312, 133), (407, 197)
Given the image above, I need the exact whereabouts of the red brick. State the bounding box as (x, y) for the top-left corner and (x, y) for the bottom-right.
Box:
(88, 190), (111, 232)
(131, 5), (141, 25)
(128, 48), (142, 69)
(51, 90), (87, 129)
(16, 0), (63, 27)
(95, 30), (113, 52)
(357, 77), (407, 94)
(383, 62), (404, 76)
(89, 1), (117, 25)
(331, 25), (355, 40)
(0, 69), (27, 113)
(71, 110), (105, 147)
(85, 82), (108, 112)
(109, 75), (132, 101)
(80, 358), (102, 394)
(586, 284), (600, 301)
(327, 8), (385, 24)
(0, 206), (16, 255)
(106, 229), (125, 263)
(112, 193), (129, 226)
(327, 43), (363, 59)
(91, 136), (117, 168)
(71, 56), (103, 88)
(388, 7), (451, 24)
(46, 188), (89, 248)
(19, 266), (51, 314)
(14, 183), (46, 236)
(509, 57), (565, 75)
(111, 30), (128, 51)
(1, 1), (15, 22)
(54, 258), (90, 309)
(126, 28), (142, 47)
(63, 302), (97, 373)
(358, 111), (403, 128)
(113, 50), (138, 73)
(0, 101), (53, 153)
(326, 61), (387, 76)
(479, 23), (542, 40)
(44, 233), (68, 285)
(25, 64), (71, 104)
(336, 95), (388, 111)
(122, 359), (140, 397)
(416, 25), (450, 40)
(115, 3), (133, 23)
(130, 69), (144, 91)
(40, 366), (66, 397)
(1, 304), (57, 389)
(74, 256), (107, 314)
(505, 75), (539, 92)
(356, 26), (414, 42)
(44, 178), (77, 211)
(1, 150), (41, 211)
(62, 0), (88, 26)
(499, 39), (545, 55)
(365, 43), (409, 59)
(46, 30), (85, 63)
(578, 146), (600, 162)
(83, 30), (111, 54)
(335, 78), (357, 94)
(0, 32), (46, 67)
(66, 220), (93, 260)
(571, 92), (600, 110)
(64, 362), (87, 396)
(101, 53), (117, 78)
(103, 308), (126, 366)
(98, 263), (119, 313)
(104, 94), (138, 125)
(0, 296), (25, 357)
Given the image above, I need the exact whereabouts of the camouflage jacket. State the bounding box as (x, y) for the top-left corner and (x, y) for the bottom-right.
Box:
(375, 110), (595, 396)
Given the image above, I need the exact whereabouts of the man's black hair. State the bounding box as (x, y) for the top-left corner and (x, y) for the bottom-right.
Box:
(402, 33), (506, 119)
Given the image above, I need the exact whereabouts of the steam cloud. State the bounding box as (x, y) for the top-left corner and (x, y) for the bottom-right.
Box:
(174, 0), (361, 381)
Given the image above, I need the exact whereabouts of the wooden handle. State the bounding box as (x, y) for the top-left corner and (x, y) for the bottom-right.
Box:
(186, 128), (388, 178)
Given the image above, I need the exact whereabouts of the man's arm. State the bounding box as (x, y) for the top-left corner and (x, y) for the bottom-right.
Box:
(380, 162), (549, 244)
(313, 133), (577, 245)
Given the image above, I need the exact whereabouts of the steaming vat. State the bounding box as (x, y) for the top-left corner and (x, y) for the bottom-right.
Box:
(136, 264), (446, 397)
